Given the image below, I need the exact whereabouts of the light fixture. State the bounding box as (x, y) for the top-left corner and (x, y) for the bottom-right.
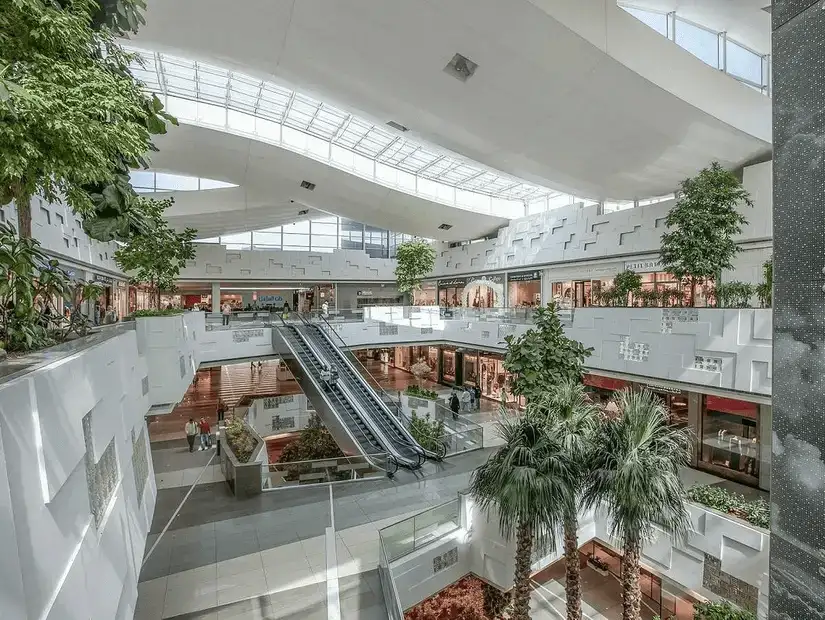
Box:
(300, 180), (316, 191)
(438, 223), (453, 230)
(444, 53), (478, 82)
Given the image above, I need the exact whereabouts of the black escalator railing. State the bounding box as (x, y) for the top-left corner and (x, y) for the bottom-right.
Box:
(278, 323), (391, 469)
(297, 320), (427, 467)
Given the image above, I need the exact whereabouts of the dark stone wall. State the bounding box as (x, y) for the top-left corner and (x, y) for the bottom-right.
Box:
(771, 2), (825, 618)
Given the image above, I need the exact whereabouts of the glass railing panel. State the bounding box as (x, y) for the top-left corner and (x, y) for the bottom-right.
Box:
(413, 499), (460, 548)
(379, 515), (416, 561)
(262, 453), (387, 489)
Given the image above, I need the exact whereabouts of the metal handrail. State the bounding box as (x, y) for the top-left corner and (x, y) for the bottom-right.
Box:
(306, 314), (434, 463)
(273, 317), (390, 474)
(295, 315), (426, 467)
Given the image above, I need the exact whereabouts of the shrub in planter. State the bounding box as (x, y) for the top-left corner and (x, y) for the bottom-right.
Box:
(755, 257), (772, 308)
(637, 289), (661, 307)
(612, 269), (642, 306)
(693, 600), (756, 620)
(224, 417), (258, 463)
(129, 308), (184, 318)
(714, 282), (755, 308)
(278, 415), (343, 463)
(686, 485), (769, 529)
(409, 411), (446, 452)
(405, 385), (439, 400)
(587, 554), (610, 572)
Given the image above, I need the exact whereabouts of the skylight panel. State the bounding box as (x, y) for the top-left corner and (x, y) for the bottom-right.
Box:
(230, 75), (263, 96)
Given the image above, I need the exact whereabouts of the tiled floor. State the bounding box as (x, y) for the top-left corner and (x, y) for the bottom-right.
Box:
(137, 435), (493, 619)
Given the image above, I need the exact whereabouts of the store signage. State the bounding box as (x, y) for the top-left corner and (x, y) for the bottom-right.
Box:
(508, 270), (541, 282)
(258, 295), (284, 305)
(624, 259), (663, 273)
(468, 274), (504, 285)
(437, 277), (469, 288)
(232, 329), (264, 343)
(357, 290), (373, 297)
(93, 274), (114, 285)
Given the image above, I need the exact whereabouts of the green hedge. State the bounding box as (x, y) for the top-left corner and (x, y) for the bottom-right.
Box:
(405, 385), (439, 400)
(128, 308), (184, 318)
(686, 485), (769, 529)
(693, 601), (756, 620)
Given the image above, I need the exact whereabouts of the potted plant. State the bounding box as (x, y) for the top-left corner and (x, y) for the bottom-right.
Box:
(660, 162), (752, 307)
(395, 240), (436, 294)
(586, 553), (610, 576)
(410, 359), (433, 386)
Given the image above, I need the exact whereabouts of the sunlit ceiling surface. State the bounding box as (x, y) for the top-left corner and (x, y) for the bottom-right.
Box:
(129, 48), (561, 204)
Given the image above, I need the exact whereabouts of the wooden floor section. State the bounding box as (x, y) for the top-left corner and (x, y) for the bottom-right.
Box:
(147, 360), (301, 443)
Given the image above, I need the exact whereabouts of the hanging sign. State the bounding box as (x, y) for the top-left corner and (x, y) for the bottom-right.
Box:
(508, 270), (542, 282)
(623, 259), (663, 273)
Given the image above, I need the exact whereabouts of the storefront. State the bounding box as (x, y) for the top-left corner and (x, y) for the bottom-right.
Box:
(507, 270), (542, 308)
(626, 259), (713, 307)
(316, 283), (335, 309)
(392, 345), (438, 373)
(579, 540), (697, 619)
(437, 275), (505, 308)
(551, 278), (611, 308)
(128, 285), (155, 313)
(698, 395), (761, 486)
(639, 381), (690, 428)
(583, 374), (632, 405)
(413, 281), (437, 306)
(462, 349), (521, 407)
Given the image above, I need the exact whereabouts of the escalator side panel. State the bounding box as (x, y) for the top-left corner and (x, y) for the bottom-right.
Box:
(271, 327), (365, 458)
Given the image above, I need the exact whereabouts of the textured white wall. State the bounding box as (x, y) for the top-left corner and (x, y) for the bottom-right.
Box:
(196, 325), (277, 363)
(2, 198), (127, 278)
(0, 329), (154, 620)
(247, 394), (313, 438)
(326, 307), (772, 396)
(135, 313), (202, 406)
(431, 161), (772, 279)
(178, 244), (396, 282)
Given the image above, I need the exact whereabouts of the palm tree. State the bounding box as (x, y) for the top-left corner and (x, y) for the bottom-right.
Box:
(543, 381), (600, 620)
(584, 389), (692, 620)
(469, 411), (574, 620)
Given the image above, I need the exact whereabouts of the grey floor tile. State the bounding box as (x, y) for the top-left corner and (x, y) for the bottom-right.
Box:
(256, 528), (301, 551)
(341, 604), (389, 620)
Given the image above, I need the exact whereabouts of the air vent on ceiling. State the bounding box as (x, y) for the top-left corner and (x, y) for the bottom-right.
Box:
(300, 180), (316, 191)
(386, 120), (408, 132)
(444, 53), (478, 82)
(298, 209), (309, 216)
(438, 223), (453, 230)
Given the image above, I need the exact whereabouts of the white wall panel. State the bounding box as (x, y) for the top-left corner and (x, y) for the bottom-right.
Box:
(0, 329), (154, 620)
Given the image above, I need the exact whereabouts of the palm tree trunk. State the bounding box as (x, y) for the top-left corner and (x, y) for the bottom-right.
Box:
(563, 517), (581, 620)
(621, 540), (642, 620)
(511, 520), (533, 620)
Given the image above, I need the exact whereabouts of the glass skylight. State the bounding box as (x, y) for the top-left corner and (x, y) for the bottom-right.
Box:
(126, 47), (567, 218)
(130, 170), (236, 193)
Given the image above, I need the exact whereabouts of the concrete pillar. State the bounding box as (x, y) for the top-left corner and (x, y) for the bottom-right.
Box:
(771, 2), (825, 616)
(211, 282), (221, 313)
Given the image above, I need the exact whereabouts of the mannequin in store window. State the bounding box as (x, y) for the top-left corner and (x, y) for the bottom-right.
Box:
(744, 437), (758, 475)
(727, 432), (742, 471)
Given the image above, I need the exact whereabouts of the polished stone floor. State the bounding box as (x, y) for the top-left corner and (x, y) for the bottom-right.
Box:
(137, 438), (493, 619)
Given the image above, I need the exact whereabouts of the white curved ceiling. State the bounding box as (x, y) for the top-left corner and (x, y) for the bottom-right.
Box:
(149, 123), (510, 240)
(131, 0), (771, 201)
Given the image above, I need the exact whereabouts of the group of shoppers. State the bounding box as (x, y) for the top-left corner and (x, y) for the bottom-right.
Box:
(184, 417), (213, 452)
(448, 385), (481, 419)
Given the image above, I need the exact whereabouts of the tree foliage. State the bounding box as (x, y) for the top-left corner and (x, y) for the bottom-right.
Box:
(408, 411), (445, 453)
(114, 198), (196, 309)
(612, 269), (642, 306)
(0, 0), (176, 238)
(660, 162), (752, 306)
(755, 257), (772, 308)
(584, 389), (692, 620)
(394, 240), (435, 293)
(503, 302), (592, 404)
(278, 415), (343, 463)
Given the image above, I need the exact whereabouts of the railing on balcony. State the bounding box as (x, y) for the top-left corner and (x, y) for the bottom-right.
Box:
(379, 499), (461, 562)
(262, 453), (389, 489)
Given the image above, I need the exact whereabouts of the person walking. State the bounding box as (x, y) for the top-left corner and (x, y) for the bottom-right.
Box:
(473, 385), (481, 411)
(460, 387), (471, 413)
(199, 418), (212, 450)
(185, 418), (199, 452)
(321, 300), (329, 317)
(217, 399), (227, 422)
(221, 302), (232, 326)
(449, 390), (460, 421)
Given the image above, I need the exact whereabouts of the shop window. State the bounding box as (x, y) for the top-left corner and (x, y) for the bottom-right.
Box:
(700, 395), (759, 482)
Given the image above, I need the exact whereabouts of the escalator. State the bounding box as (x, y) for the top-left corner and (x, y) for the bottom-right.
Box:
(272, 321), (398, 475)
(298, 320), (431, 466)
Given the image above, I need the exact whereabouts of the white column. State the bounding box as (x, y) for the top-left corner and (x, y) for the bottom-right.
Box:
(211, 282), (221, 313)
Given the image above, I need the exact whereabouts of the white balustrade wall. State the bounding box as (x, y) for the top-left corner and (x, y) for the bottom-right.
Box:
(135, 313), (202, 406)
(391, 494), (769, 618)
(0, 329), (155, 620)
(327, 307), (772, 396)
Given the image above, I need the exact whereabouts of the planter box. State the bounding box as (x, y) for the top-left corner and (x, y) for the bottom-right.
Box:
(586, 560), (609, 576)
(401, 392), (439, 418)
(219, 419), (267, 498)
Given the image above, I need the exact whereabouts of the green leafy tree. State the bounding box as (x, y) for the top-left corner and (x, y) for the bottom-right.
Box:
(394, 240), (435, 293)
(660, 162), (752, 306)
(714, 281), (755, 308)
(503, 302), (592, 404)
(278, 415), (343, 463)
(470, 412), (573, 620)
(0, 0), (176, 238)
(755, 257), (772, 308)
(542, 381), (600, 620)
(612, 270), (642, 307)
(114, 198), (196, 310)
(584, 389), (692, 620)
(408, 411), (445, 453)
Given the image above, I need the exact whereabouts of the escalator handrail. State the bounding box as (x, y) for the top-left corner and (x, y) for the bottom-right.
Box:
(293, 322), (422, 469)
(274, 323), (389, 473)
(306, 314), (438, 460)
(299, 318), (423, 457)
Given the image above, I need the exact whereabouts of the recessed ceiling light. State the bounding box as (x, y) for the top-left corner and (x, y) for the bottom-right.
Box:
(298, 209), (309, 216)
(386, 120), (408, 132)
(300, 180), (316, 191)
(444, 53), (478, 82)
(438, 223), (453, 230)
